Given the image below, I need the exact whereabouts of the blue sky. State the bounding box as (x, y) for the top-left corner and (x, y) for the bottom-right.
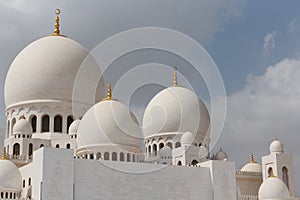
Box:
(208, 0), (300, 93)
(0, 0), (300, 194)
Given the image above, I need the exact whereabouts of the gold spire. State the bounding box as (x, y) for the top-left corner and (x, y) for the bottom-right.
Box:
(19, 115), (25, 120)
(173, 66), (178, 86)
(269, 169), (276, 178)
(50, 9), (66, 37)
(101, 83), (114, 101)
(1, 148), (7, 160)
(249, 153), (256, 163)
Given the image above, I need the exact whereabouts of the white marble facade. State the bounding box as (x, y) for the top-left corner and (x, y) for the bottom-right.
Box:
(0, 11), (299, 200)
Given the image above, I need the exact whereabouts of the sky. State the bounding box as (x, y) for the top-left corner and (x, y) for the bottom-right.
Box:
(0, 0), (300, 194)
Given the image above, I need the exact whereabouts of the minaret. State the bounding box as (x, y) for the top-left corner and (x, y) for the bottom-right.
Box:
(262, 139), (295, 196)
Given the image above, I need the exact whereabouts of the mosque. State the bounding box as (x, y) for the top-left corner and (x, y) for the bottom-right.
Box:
(0, 9), (299, 200)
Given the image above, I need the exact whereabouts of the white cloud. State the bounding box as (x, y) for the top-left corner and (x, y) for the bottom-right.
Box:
(224, 57), (300, 143)
(289, 19), (296, 32)
(263, 31), (276, 57)
(219, 57), (300, 191)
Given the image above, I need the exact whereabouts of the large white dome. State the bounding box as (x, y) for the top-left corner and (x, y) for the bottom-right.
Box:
(5, 36), (103, 108)
(77, 100), (143, 151)
(142, 86), (210, 138)
(0, 159), (22, 191)
(258, 177), (290, 200)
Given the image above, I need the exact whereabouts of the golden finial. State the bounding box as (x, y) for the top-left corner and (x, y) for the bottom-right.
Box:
(19, 115), (25, 120)
(101, 83), (115, 101)
(49, 9), (66, 37)
(107, 83), (112, 99)
(249, 154), (256, 163)
(173, 66), (178, 86)
(1, 148), (7, 160)
(270, 169), (276, 178)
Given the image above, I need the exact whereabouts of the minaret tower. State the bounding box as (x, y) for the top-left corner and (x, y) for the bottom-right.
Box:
(261, 139), (295, 197)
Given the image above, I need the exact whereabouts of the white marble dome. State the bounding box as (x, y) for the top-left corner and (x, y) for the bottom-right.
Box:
(258, 177), (290, 200)
(181, 132), (196, 146)
(0, 159), (22, 191)
(241, 162), (262, 173)
(77, 99), (143, 151)
(160, 146), (172, 157)
(68, 119), (80, 136)
(5, 36), (104, 108)
(143, 86), (210, 138)
(199, 146), (209, 159)
(270, 139), (284, 154)
(13, 118), (32, 135)
(215, 148), (228, 161)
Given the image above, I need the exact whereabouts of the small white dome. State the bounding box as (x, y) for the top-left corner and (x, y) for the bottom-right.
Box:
(258, 177), (290, 200)
(241, 162), (262, 173)
(13, 118), (32, 135)
(199, 146), (209, 159)
(181, 132), (196, 146)
(270, 139), (284, 154)
(215, 148), (228, 161)
(0, 159), (22, 191)
(159, 146), (172, 157)
(77, 100), (143, 152)
(241, 154), (262, 173)
(143, 86), (210, 138)
(69, 119), (80, 135)
(5, 36), (104, 108)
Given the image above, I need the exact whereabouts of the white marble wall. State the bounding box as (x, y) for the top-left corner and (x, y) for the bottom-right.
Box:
(200, 160), (238, 200)
(20, 148), (241, 200)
